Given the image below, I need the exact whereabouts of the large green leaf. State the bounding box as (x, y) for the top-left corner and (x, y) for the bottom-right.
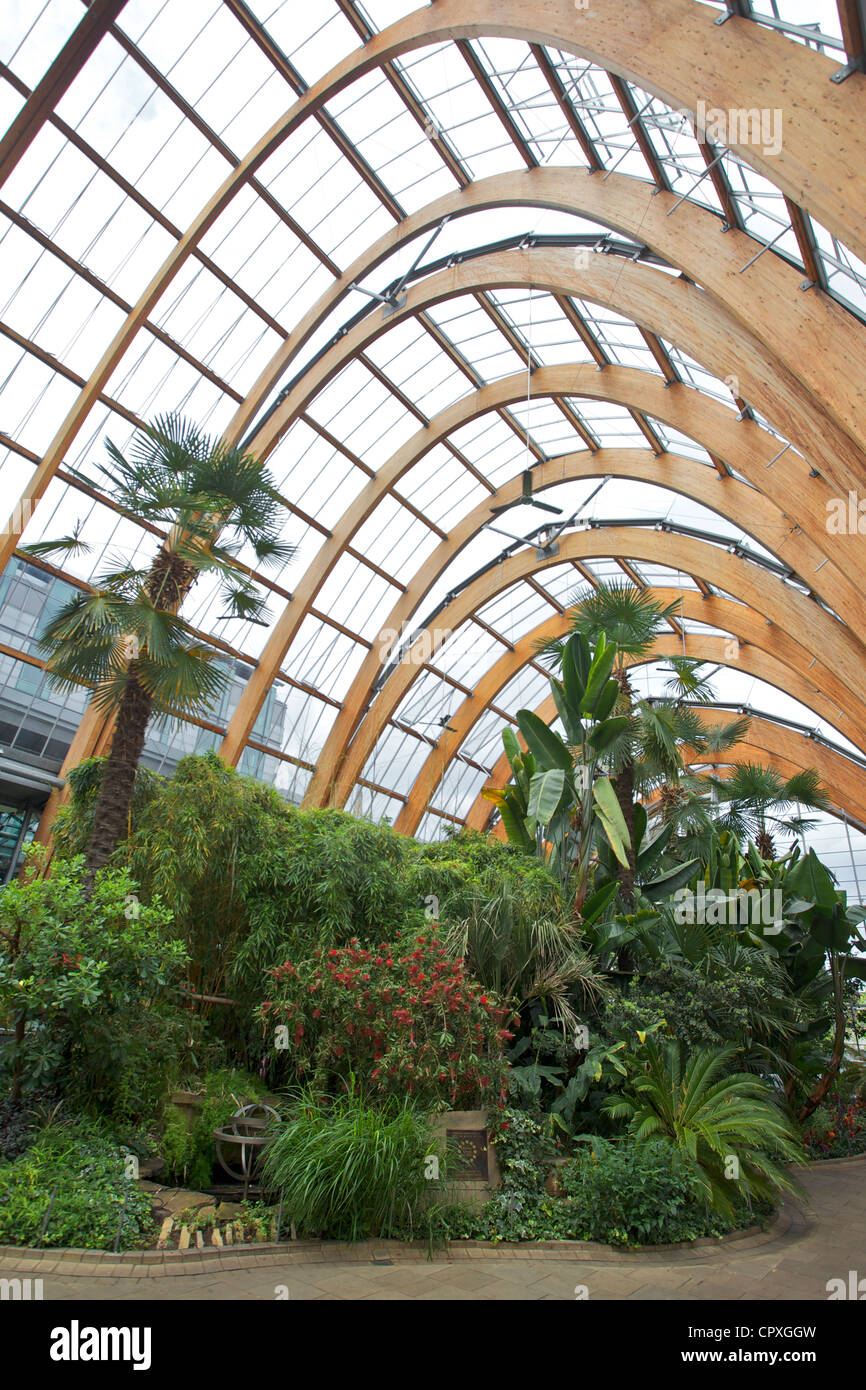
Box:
(551, 677), (583, 747)
(784, 847), (837, 913)
(592, 775), (631, 869)
(562, 631), (591, 705)
(809, 905), (853, 954)
(517, 709), (572, 772)
(498, 796), (535, 852)
(592, 677), (620, 723)
(583, 641), (618, 713)
(581, 881), (619, 926)
(641, 857), (702, 904)
(587, 715), (630, 753)
(636, 821), (674, 875)
(528, 767), (567, 824)
(501, 725), (522, 773)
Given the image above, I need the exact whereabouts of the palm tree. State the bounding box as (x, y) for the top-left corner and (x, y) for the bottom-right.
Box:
(539, 584), (741, 904)
(443, 877), (606, 1030)
(605, 1037), (804, 1217)
(28, 414), (292, 879)
(712, 763), (831, 860)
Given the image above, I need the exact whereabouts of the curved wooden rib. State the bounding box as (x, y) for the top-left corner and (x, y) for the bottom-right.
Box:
(398, 627), (865, 836)
(276, 359), (866, 805)
(248, 248), (866, 503)
(323, 528), (866, 811)
(227, 168), (866, 466)
(4, 0), (864, 569)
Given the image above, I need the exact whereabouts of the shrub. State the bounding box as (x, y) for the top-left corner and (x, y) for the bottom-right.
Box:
(261, 1090), (444, 1240)
(605, 1038), (805, 1217)
(0, 850), (187, 1117)
(561, 1138), (712, 1245)
(601, 964), (782, 1054)
(0, 1122), (155, 1250)
(261, 933), (511, 1109)
(802, 1093), (866, 1159)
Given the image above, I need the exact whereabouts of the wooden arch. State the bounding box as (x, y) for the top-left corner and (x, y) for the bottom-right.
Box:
(227, 168), (866, 465)
(224, 364), (866, 774)
(311, 528), (866, 812)
(397, 623), (863, 835)
(244, 248), (866, 498)
(3, 0), (864, 574)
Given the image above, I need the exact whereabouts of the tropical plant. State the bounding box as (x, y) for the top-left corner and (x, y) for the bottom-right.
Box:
(261, 933), (512, 1110)
(0, 847), (186, 1112)
(28, 413), (292, 878)
(535, 585), (748, 904)
(604, 1037), (804, 1217)
(261, 1089), (445, 1240)
(443, 878), (605, 1030)
(484, 630), (634, 900)
(712, 763), (831, 860)
(780, 848), (866, 1120)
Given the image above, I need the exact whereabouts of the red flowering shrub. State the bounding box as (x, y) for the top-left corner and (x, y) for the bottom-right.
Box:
(802, 1094), (866, 1159)
(260, 934), (513, 1110)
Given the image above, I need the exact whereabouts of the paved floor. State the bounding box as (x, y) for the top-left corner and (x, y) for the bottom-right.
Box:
(5, 1161), (863, 1301)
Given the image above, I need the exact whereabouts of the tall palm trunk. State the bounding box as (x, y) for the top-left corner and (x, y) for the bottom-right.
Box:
(85, 672), (153, 880)
(84, 545), (193, 883)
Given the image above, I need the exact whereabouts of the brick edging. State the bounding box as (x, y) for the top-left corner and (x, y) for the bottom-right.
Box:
(0, 1201), (808, 1275)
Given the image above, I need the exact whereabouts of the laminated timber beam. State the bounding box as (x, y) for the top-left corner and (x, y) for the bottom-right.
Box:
(223, 169), (866, 467)
(241, 248), (866, 507)
(399, 627), (862, 835)
(225, 366), (866, 783)
(4, 0), (865, 570)
(310, 444), (860, 778)
(309, 530), (866, 812)
(467, 704), (866, 837)
(0, 0), (128, 189)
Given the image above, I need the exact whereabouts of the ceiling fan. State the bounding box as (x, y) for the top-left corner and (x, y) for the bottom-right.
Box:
(490, 469), (563, 517)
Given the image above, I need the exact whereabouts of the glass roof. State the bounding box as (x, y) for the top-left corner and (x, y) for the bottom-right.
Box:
(1, 0), (864, 889)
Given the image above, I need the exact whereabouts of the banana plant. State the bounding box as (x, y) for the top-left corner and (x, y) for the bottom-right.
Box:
(781, 848), (866, 1121)
(484, 632), (631, 898)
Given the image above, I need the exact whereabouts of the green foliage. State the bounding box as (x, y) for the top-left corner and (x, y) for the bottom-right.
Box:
(561, 1138), (735, 1246)
(441, 878), (604, 1029)
(231, 803), (416, 989)
(261, 1090), (444, 1240)
(602, 965), (788, 1054)
(408, 829), (563, 927)
(431, 1128), (767, 1247)
(160, 1068), (269, 1190)
(0, 1120), (155, 1250)
(262, 934), (510, 1111)
(605, 1038), (805, 1218)
(0, 849), (187, 1117)
(29, 413), (292, 717)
